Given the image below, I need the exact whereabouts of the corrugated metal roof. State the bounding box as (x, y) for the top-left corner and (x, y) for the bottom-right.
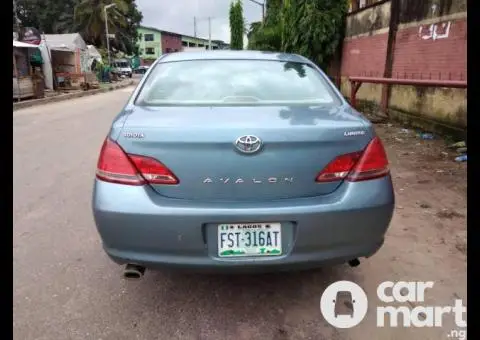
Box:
(13, 40), (40, 49)
(43, 33), (87, 51)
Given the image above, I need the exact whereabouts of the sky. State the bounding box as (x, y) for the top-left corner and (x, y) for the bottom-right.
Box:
(136, 0), (263, 44)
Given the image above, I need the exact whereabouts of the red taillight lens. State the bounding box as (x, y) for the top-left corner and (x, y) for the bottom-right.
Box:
(96, 138), (145, 185)
(315, 152), (362, 182)
(96, 138), (178, 186)
(128, 155), (179, 185)
(347, 137), (389, 182)
(315, 137), (389, 183)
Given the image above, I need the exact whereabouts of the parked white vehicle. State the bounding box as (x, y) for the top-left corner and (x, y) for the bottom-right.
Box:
(111, 59), (132, 78)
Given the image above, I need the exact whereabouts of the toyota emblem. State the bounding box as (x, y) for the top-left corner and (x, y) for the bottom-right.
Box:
(235, 135), (262, 154)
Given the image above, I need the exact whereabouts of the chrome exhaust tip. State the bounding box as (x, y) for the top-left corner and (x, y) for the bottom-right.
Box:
(123, 264), (146, 280)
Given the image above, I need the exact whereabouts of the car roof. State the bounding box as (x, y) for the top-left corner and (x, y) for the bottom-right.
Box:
(159, 50), (312, 64)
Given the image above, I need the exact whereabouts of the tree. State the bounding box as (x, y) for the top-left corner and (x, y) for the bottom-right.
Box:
(281, 0), (348, 69)
(247, 0), (348, 69)
(246, 0), (283, 51)
(13, 0), (79, 34)
(229, 0), (244, 50)
(114, 0), (143, 56)
(13, 0), (142, 56)
(74, 0), (142, 56)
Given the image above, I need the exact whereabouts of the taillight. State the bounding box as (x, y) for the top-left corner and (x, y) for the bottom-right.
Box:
(315, 137), (389, 183)
(315, 152), (362, 182)
(128, 155), (179, 185)
(96, 138), (178, 186)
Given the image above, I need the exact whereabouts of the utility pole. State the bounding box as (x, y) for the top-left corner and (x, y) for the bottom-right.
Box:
(104, 3), (116, 65)
(208, 17), (212, 50)
(194, 16), (197, 37)
(246, 0), (265, 22)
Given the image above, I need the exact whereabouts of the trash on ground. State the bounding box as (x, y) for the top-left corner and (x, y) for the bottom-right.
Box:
(449, 141), (466, 149)
(420, 133), (435, 140)
(456, 147), (467, 154)
(401, 128), (410, 134)
(455, 155), (467, 162)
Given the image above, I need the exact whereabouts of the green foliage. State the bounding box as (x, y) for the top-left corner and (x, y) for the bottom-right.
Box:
(229, 0), (244, 50)
(117, 0), (143, 55)
(13, 0), (78, 33)
(247, 21), (281, 51)
(13, 0), (143, 56)
(247, 0), (348, 69)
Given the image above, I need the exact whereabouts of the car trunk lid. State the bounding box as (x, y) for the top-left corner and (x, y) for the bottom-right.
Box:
(115, 105), (372, 201)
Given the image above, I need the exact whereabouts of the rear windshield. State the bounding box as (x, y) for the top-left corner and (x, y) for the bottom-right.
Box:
(135, 59), (342, 106)
(116, 62), (129, 68)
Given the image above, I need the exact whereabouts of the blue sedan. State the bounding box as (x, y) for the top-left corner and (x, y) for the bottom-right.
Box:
(92, 51), (395, 278)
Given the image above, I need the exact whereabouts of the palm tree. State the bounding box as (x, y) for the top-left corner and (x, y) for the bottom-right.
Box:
(74, 0), (129, 49)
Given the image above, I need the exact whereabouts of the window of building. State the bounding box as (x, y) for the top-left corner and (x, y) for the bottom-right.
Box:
(145, 47), (155, 55)
(166, 48), (173, 53)
(182, 41), (188, 46)
(138, 33), (143, 40)
(144, 34), (154, 41)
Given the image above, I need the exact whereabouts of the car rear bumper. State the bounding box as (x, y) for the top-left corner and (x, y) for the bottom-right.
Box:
(92, 176), (395, 273)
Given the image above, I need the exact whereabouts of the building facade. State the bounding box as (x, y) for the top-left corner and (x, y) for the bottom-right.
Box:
(137, 26), (162, 65)
(136, 25), (229, 64)
(161, 30), (183, 53)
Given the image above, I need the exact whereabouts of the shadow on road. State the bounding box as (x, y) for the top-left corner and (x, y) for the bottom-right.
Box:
(111, 265), (364, 339)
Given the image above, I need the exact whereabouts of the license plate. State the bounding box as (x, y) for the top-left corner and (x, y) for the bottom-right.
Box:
(217, 223), (282, 257)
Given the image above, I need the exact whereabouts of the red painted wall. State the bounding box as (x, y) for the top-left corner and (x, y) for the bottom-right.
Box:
(338, 18), (467, 81)
(340, 33), (389, 77)
(161, 33), (182, 53)
(392, 19), (467, 81)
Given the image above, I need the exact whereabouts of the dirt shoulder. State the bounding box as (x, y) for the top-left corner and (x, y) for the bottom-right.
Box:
(376, 122), (467, 257)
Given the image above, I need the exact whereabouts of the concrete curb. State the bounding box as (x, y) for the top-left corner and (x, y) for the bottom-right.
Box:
(13, 80), (135, 111)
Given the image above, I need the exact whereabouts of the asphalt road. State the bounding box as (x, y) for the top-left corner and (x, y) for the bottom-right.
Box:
(13, 86), (467, 340)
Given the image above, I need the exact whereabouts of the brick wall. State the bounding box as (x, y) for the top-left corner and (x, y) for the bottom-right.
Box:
(161, 33), (182, 53)
(336, 0), (467, 131)
(392, 18), (467, 80)
(338, 0), (391, 78)
(338, 0), (467, 81)
(341, 33), (389, 77)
